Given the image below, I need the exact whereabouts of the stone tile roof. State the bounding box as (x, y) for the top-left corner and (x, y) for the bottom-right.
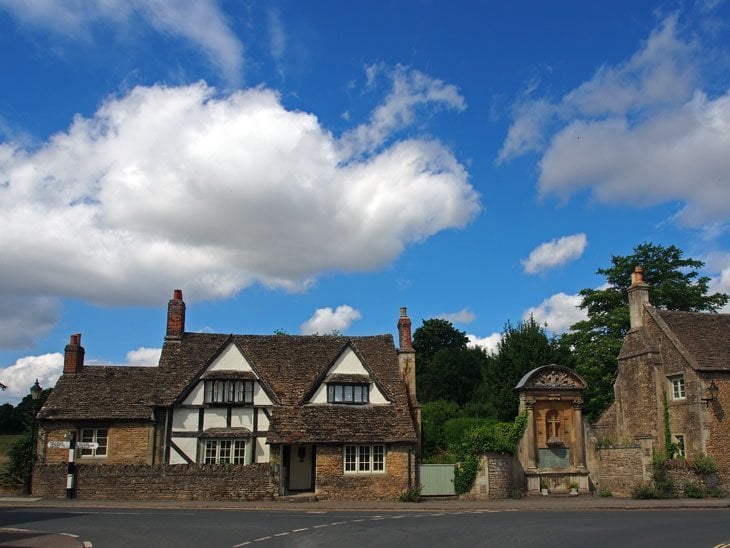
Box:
(650, 308), (730, 371)
(38, 367), (156, 421)
(40, 332), (418, 445)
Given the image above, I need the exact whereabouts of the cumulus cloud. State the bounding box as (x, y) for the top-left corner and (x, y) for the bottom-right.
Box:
(0, 296), (60, 349)
(342, 65), (467, 156)
(436, 308), (476, 324)
(499, 15), (730, 228)
(523, 292), (587, 333)
(0, 77), (479, 338)
(121, 347), (161, 367)
(522, 234), (587, 274)
(467, 332), (502, 355)
(300, 305), (362, 335)
(0, 0), (244, 84)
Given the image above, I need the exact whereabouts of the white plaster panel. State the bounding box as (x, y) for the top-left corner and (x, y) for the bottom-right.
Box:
(310, 385), (327, 403)
(230, 408), (254, 429)
(369, 384), (388, 404)
(172, 408), (199, 431)
(170, 437), (197, 464)
(257, 409), (270, 431)
(203, 409), (227, 429)
(253, 383), (272, 405)
(206, 343), (254, 373)
(330, 347), (367, 374)
(182, 383), (205, 405)
(256, 438), (270, 462)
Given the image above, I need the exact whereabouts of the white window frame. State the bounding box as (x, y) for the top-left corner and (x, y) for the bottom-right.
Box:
(202, 439), (248, 464)
(79, 428), (108, 458)
(343, 444), (385, 474)
(204, 380), (254, 405)
(669, 376), (686, 400)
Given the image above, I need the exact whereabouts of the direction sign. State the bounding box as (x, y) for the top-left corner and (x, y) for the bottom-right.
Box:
(47, 440), (70, 449)
(76, 442), (99, 450)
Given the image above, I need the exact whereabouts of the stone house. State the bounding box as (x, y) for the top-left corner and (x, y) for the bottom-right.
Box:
(593, 267), (730, 491)
(36, 291), (420, 501)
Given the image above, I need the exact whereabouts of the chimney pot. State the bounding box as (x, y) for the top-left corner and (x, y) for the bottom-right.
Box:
(628, 266), (650, 329)
(64, 333), (85, 375)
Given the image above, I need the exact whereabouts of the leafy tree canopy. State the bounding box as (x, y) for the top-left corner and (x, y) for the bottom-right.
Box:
(412, 318), (468, 375)
(561, 242), (729, 420)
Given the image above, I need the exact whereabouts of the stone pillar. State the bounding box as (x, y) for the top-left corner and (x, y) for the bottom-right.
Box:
(572, 400), (586, 470)
(525, 400), (537, 470)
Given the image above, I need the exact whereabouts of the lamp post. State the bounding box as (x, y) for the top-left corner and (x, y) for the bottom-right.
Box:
(23, 379), (42, 495)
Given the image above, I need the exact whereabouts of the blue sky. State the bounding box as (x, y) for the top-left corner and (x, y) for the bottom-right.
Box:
(2, 0), (730, 403)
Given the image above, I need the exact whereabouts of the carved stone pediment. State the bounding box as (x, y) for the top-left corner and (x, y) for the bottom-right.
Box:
(516, 364), (587, 392)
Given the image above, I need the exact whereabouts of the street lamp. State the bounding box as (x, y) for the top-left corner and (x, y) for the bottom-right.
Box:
(23, 379), (42, 495)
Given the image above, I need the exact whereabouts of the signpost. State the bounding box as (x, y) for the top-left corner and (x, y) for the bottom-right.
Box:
(47, 441), (98, 450)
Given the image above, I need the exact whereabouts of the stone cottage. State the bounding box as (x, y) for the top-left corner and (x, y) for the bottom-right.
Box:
(593, 267), (730, 492)
(35, 291), (420, 501)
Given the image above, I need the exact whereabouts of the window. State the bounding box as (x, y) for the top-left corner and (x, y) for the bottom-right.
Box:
(673, 435), (686, 458)
(204, 380), (254, 404)
(669, 376), (686, 400)
(202, 439), (247, 464)
(327, 383), (369, 404)
(343, 444), (385, 474)
(79, 428), (108, 458)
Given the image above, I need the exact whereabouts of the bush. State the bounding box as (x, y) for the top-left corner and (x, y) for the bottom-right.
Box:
(509, 488), (524, 499)
(682, 482), (704, 499)
(398, 485), (422, 502)
(692, 453), (717, 476)
(598, 487), (612, 497)
(443, 417), (496, 452)
(632, 482), (657, 499)
(651, 451), (678, 499)
(0, 432), (32, 487)
(453, 455), (480, 495)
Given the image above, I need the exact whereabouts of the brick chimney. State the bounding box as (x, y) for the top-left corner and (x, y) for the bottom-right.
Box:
(165, 289), (186, 341)
(397, 307), (419, 435)
(397, 307), (413, 351)
(628, 266), (650, 329)
(63, 333), (85, 375)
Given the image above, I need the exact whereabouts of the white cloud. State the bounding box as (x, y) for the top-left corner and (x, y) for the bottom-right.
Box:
(522, 234), (587, 274)
(300, 305), (362, 335)
(0, 0), (244, 84)
(436, 308), (476, 324)
(707, 252), (730, 313)
(498, 15), (730, 229)
(523, 292), (587, 333)
(122, 347), (161, 367)
(0, 352), (63, 402)
(342, 65), (467, 156)
(267, 7), (287, 63)
(467, 332), (502, 355)
(0, 296), (60, 349)
(0, 78), (480, 345)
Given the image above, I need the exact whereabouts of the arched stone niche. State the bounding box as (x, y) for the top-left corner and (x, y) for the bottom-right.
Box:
(515, 364), (589, 494)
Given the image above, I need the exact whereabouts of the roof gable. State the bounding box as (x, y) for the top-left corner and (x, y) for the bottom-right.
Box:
(304, 343), (389, 404)
(515, 364), (587, 391)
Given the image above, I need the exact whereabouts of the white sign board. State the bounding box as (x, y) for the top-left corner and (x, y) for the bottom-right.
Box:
(47, 441), (70, 449)
(76, 442), (99, 450)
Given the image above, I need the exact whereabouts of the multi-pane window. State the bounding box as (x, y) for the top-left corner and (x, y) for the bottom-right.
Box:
(203, 439), (247, 464)
(327, 383), (369, 404)
(204, 380), (254, 404)
(79, 428), (108, 458)
(670, 376), (686, 400)
(343, 444), (385, 474)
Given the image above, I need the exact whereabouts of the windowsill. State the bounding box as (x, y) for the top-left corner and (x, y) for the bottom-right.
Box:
(203, 402), (254, 407)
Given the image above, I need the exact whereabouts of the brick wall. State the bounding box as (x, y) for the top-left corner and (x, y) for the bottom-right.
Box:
(33, 463), (279, 500)
(40, 423), (154, 465)
(315, 444), (412, 500)
(596, 446), (644, 497)
(704, 377), (730, 488)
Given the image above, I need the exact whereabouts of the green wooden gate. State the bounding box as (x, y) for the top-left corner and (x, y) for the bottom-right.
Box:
(419, 464), (455, 496)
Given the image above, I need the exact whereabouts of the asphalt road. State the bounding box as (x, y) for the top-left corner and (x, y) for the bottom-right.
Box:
(0, 507), (728, 547)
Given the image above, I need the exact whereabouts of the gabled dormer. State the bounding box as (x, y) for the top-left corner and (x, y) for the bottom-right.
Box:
(179, 340), (275, 407)
(306, 343), (390, 405)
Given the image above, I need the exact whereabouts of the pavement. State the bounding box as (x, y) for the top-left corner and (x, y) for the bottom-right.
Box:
(0, 494), (728, 547)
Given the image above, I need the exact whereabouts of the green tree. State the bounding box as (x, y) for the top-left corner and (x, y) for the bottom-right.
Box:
(418, 347), (486, 405)
(478, 317), (565, 421)
(561, 243), (729, 420)
(412, 319), (468, 375)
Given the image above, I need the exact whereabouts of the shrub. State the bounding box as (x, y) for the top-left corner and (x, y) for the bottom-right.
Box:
(598, 487), (612, 497)
(692, 453), (717, 476)
(651, 451), (678, 499)
(682, 482), (704, 499)
(632, 482), (657, 499)
(706, 486), (727, 498)
(594, 437), (616, 449)
(509, 488), (524, 499)
(443, 417), (496, 452)
(0, 432), (32, 487)
(453, 455), (479, 495)
(398, 485), (422, 503)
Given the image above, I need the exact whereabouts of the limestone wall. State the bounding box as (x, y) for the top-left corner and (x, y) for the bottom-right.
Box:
(595, 446), (645, 497)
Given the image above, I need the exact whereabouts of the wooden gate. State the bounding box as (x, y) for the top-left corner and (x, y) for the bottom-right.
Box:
(419, 464), (455, 496)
